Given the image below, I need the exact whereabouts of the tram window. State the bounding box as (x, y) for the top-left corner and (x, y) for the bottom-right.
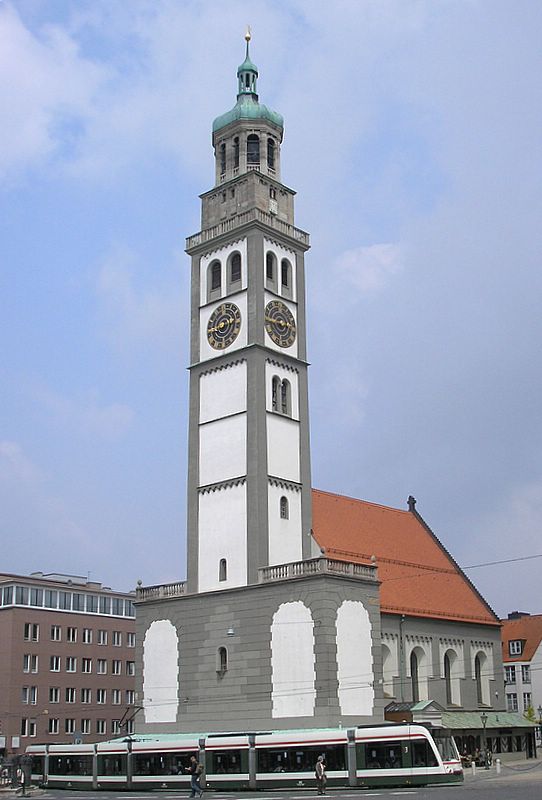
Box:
(210, 750), (244, 774)
(412, 740), (438, 767)
(49, 756), (93, 776)
(30, 756), (45, 777)
(364, 740), (403, 769)
(98, 755), (127, 775)
(257, 744), (346, 773)
(433, 734), (458, 762)
(134, 752), (191, 775)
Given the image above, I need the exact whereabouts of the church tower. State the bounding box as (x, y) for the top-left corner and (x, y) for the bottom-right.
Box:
(185, 32), (314, 594)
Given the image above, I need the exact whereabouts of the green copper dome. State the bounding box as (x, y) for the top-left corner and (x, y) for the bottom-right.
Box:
(212, 34), (284, 134)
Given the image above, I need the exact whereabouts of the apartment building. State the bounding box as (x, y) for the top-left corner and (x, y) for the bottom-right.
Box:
(502, 611), (542, 718)
(0, 572), (137, 757)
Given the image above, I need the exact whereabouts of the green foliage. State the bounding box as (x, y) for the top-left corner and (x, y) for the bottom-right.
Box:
(524, 704), (536, 722)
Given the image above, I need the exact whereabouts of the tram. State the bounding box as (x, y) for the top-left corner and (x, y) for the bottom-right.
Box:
(26, 723), (463, 790)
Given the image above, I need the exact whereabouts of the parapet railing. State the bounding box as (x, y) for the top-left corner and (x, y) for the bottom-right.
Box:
(135, 581), (186, 602)
(186, 207), (310, 250)
(258, 556), (377, 584)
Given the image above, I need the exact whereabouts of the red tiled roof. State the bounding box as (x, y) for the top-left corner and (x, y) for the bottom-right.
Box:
(501, 615), (542, 662)
(311, 489), (499, 626)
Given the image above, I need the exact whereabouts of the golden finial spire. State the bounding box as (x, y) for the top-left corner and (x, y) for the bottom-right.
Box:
(245, 25), (251, 43)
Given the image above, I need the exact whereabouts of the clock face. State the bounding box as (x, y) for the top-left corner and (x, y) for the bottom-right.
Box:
(207, 302), (242, 350)
(264, 300), (296, 348)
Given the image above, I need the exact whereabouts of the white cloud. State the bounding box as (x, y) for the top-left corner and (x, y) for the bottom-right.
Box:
(34, 386), (135, 440)
(335, 244), (402, 293)
(0, 440), (43, 483)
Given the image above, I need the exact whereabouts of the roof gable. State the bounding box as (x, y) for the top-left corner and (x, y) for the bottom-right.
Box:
(501, 615), (542, 662)
(311, 489), (499, 626)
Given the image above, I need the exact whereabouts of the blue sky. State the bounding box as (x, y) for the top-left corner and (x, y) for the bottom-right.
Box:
(1, 0), (541, 617)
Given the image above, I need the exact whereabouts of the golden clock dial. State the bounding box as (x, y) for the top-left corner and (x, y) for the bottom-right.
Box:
(264, 300), (296, 348)
(207, 302), (242, 350)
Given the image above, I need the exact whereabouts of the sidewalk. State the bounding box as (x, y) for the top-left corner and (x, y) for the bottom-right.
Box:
(464, 757), (542, 783)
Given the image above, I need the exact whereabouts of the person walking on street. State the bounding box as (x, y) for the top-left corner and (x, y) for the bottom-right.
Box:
(16, 767), (26, 797)
(315, 755), (326, 795)
(186, 755), (203, 798)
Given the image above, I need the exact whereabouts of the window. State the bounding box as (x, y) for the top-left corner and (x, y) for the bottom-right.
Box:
(49, 687), (60, 703)
(97, 719), (106, 735)
(82, 658), (92, 674)
(505, 665), (516, 684)
(211, 260), (221, 291)
(22, 687), (36, 704)
(280, 496), (289, 520)
(30, 588), (43, 607)
(229, 252), (241, 285)
(266, 251), (276, 282)
(444, 652), (452, 705)
(21, 718), (36, 737)
(48, 718), (59, 735)
(97, 688), (107, 704)
(24, 623), (39, 641)
(233, 137), (239, 169)
(67, 626), (77, 643)
(99, 596), (111, 615)
(410, 650), (420, 703)
(66, 656), (77, 672)
(113, 631), (122, 646)
(81, 719), (91, 735)
(81, 688), (92, 704)
(127, 632), (136, 648)
(112, 720), (121, 735)
(271, 376), (280, 411)
(267, 137), (275, 170)
(72, 593), (84, 611)
(522, 665), (531, 683)
(219, 558), (227, 582)
(507, 692), (518, 712)
(247, 134), (260, 165)
(59, 591), (71, 610)
(51, 625), (61, 641)
(509, 640), (523, 656)
(126, 719), (135, 735)
(50, 655), (61, 672)
(112, 659), (121, 675)
(217, 647), (228, 674)
(281, 379), (291, 415)
(98, 629), (108, 645)
(16, 586), (29, 605)
(83, 628), (93, 644)
(21, 718), (28, 737)
(97, 659), (107, 674)
(44, 589), (58, 608)
(87, 594), (98, 613)
(281, 258), (291, 288)
(65, 719), (76, 734)
(126, 690), (135, 705)
(112, 597), (124, 616)
(112, 689), (121, 704)
(523, 692), (532, 710)
(219, 142), (226, 174)
(23, 654), (38, 673)
(21, 687), (29, 704)
(66, 687), (76, 703)
(126, 661), (136, 676)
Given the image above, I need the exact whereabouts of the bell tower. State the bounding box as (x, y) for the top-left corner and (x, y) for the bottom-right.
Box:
(185, 32), (315, 594)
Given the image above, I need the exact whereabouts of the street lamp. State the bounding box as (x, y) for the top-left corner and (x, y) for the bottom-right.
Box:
(480, 712), (489, 769)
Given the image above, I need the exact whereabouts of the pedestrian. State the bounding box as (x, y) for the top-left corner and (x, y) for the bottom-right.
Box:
(315, 755), (326, 795)
(16, 766), (26, 797)
(186, 755), (203, 798)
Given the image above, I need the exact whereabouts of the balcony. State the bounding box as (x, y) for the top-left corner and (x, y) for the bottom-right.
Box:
(258, 556), (377, 584)
(186, 207), (310, 251)
(135, 581), (186, 602)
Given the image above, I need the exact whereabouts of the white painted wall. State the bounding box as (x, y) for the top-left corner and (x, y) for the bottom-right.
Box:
(336, 600), (374, 715)
(199, 292), (248, 362)
(271, 601), (315, 718)
(263, 290), (297, 358)
(267, 414), (300, 482)
(265, 362), (299, 418)
(198, 483), (247, 591)
(142, 619), (179, 723)
(199, 238), (248, 304)
(199, 413), (246, 486)
(267, 484), (302, 566)
(200, 362), (247, 424)
(263, 237), (297, 302)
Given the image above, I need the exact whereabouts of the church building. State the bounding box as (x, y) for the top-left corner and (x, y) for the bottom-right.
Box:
(135, 36), (510, 742)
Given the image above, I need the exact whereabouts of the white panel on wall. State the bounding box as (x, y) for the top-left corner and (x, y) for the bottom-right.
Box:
(271, 601), (315, 718)
(199, 238), (248, 304)
(267, 414), (300, 482)
(199, 414), (246, 486)
(267, 484), (302, 566)
(199, 292), (248, 362)
(143, 619), (179, 723)
(263, 290), (298, 357)
(265, 362), (299, 419)
(263, 237), (297, 303)
(336, 600), (374, 716)
(200, 362), (247, 424)
(198, 483), (247, 591)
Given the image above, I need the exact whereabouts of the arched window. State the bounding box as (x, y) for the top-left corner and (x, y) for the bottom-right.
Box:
(271, 376), (280, 411)
(382, 644), (394, 697)
(266, 251), (276, 283)
(233, 137), (239, 169)
(211, 261), (221, 291)
(410, 650), (419, 703)
(280, 496), (289, 519)
(444, 652), (452, 705)
(229, 252), (241, 286)
(281, 258), (291, 287)
(475, 652), (488, 705)
(281, 379), (291, 416)
(267, 138), (275, 170)
(247, 134), (260, 165)
(217, 646), (228, 674)
(219, 142), (226, 174)
(219, 559), (227, 582)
